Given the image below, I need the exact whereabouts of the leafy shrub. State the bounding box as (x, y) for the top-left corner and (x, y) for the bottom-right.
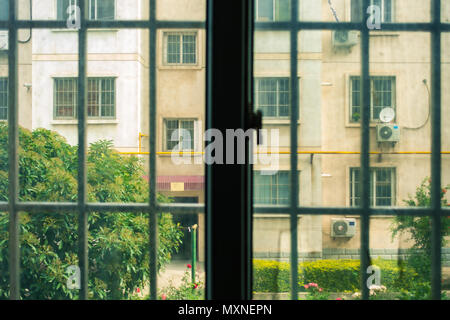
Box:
(0, 125), (183, 299)
(391, 178), (450, 285)
(158, 265), (204, 300)
(253, 259), (418, 293)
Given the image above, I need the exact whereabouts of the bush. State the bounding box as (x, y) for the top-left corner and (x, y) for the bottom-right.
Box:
(253, 259), (418, 293)
(0, 125), (183, 300)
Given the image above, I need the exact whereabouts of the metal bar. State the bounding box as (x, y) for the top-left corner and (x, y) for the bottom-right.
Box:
(77, 0), (89, 300)
(148, 0), (158, 301)
(360, 0), (371, 301)
(430, 0), (442, 301)
(205, 0), (213, 301)
(254, 22), (435, 31)
(289, 0), (299, 301)
(8, 0), (19, 300)
(0, 20), (441, 32)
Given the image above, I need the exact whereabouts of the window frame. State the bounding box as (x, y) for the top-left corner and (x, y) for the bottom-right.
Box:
(163, 31), (198, 66)
(351, 0), (394, 23)
(350, 167), (396, 207)
(255, 0), (290, 22)
(254, 77), (290, 118)
(0, 77), (8, 120)
(56, 0), (115, 21)
(163, 118), (197, 152)
(53, 77), (116, 120)
(350, 75), (396, 123)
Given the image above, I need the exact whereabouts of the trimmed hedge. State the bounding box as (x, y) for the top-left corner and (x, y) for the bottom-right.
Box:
(253, 259), (418, 293)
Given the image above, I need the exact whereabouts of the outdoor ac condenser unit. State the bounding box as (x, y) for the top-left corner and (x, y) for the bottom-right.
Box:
(376, 124), (400, 143)
(332, 30), (358, 48)
(331, 218), (356, 238)
(0, 31), (8, 51)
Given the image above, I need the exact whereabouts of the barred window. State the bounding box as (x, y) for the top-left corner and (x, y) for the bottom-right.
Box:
(256, 0), (290, 22)
(164, 32), (197, 65)
(165, 119), (195, 151)
(0, 78), (7, 120)
(350, 76), (395, 122)
(254, 171), (290, 205)
(255, 78), (290, 118)
(54, 77), (115, 119)
(57, 0), (115, 21)
(350, 167), (396, 207)
(87, 78), (115, 118)
(54, 78), (77, 119)
(351, 0), (393, 23)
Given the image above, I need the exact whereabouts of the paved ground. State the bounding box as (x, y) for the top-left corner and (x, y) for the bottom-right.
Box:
(158, 260), (205, 288)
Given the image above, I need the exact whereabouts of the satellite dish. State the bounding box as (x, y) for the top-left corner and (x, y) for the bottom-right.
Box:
(379, 107), (395, 123)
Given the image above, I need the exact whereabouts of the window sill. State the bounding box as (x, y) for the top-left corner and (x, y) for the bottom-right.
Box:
(51, 28), (119, 33)
(368, 31), (400, 37)
(51, 119), (119, 125)
(345, 122), (380, 128)
(158, 64), (203, 70)
(262, 119), (300, 125)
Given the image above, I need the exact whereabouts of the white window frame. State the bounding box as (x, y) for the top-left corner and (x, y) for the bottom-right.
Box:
(56, 0), (115, 20)
(349, 0), (394, 23)
(53, 77), (116, 120)
(164, 118), (197, 152)
(254, 77), (290, 118)
(163, 32), (198, 66)
(254, 171), (290, 205)
(0, 78), (7, 121)
(350, 76), (396, 122)
(350, 167), (396, 207)
(255, 0), (290, 22)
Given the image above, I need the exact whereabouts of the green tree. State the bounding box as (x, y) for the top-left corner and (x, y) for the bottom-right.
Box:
(391, 178), (450, 291)
(0, 124), (183, 299)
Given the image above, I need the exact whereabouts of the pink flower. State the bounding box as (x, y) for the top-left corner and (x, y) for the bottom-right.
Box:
(319, 288), (323, 292)
(193, 283), (198, 289)
(161, 293), (167, 300)
(187, 264), (192, 269)
(336, 297), (342, 300)
(136, 287), (140, 293)
(304, 284), (309, 289)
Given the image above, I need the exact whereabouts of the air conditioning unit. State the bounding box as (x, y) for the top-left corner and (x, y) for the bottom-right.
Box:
(331, 218), (356, 238)
(0, 31), (8, 51)
(376, 124), (400, 143)
(332, 30), (358, 48)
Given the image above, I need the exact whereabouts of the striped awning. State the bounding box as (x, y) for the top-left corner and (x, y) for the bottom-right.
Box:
(142, 175), (204, 191)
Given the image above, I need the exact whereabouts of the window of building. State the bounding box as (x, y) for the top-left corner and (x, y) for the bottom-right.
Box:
(0, 78), (7, 120)
(254, 171), (290, 205)
(0, 0), (8, 21)
(54, 77), (115, 119)
(165, 119), (195, 151)
(350, 167), (396, 207)
(351, 0), (393, 23)
(256, 0), (290, 22)
(164, 32), (197, 65)
(57, 0), (115, 21)
(350, 76), (395, 122)
(255, 78), (290, 118)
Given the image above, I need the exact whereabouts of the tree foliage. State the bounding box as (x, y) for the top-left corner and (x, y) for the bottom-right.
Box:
(0, 124), (183, 299)
(391, 178), (450, 283)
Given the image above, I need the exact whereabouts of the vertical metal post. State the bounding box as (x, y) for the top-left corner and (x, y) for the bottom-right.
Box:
(289, 0), (299, 300)
(8, 0), (19, 300)
(149, 0), (158, 301)
(430, 0), (442, 301)
(360, 0), (371, 301)
(77, 0), (89, 300)
(191, 224), (197, 284)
